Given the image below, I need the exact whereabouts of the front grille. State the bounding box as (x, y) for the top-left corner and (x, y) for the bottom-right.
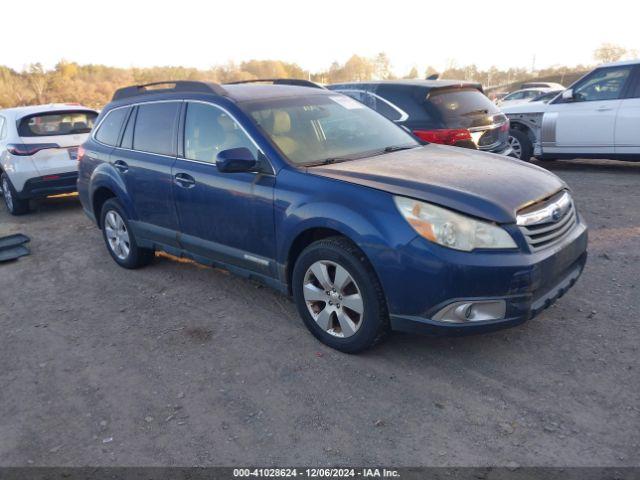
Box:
(517, 191), (577, 252)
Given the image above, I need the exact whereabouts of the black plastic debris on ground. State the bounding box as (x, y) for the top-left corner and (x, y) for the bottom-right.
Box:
(0, 234), (31, 262)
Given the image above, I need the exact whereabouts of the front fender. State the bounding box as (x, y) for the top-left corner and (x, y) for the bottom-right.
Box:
(280, 202), (396, 262)
(274, 169), (419, 289)
(89, 162), (137, 221)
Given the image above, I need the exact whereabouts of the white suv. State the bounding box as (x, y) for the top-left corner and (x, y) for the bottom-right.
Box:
(503, 59), (640, 161)
(0, 104), (98, 214)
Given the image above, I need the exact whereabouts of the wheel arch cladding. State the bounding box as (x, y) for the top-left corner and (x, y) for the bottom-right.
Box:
(286, 227), (348, 293)
(92, 187), (116, 227)
(89, 163), (136, 226)
(510, 119), (538, 142)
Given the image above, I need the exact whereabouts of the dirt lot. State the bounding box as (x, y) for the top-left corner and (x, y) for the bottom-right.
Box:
(0, 159), (638, 467)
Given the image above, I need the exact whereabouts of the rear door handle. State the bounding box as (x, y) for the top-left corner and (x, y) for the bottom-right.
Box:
(113, 160), (129, 173)
(174, 172), (196, 188)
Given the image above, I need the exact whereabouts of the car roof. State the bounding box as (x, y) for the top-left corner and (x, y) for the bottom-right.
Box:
(0, 103), (96, 119)
(598, 58), (640, 68)
(329, 79), (483, 91)
(510, 87), (553, 93)
(222, 84), (332, 102)
(107, 83), (333, 108)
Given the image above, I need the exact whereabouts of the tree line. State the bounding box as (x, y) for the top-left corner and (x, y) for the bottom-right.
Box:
(0, 43), (635, 109)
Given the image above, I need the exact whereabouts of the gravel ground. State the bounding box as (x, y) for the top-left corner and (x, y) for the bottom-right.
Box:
(0, 159), (638, 467)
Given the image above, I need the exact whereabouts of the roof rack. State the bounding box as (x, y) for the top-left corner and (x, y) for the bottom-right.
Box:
(224, 78), (325, 90)
(112, 81), (227, 101)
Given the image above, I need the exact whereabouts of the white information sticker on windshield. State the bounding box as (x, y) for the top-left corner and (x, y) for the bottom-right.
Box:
(330, 95), (365, 110)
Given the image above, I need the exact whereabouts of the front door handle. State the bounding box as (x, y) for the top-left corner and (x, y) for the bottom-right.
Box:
(113, 160), (129, 173)
(596, 106), (613, 112)
(174, 172), (196, 188)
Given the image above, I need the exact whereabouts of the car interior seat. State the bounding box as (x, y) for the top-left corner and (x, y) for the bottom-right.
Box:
(217, 114), (244, 151)
(268, 111), (299, 158)
(58, 122), (73, 134)
(188, 121), (225, 163)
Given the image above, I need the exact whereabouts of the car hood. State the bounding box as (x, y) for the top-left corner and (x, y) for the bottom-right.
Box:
(501, 101), (549, 115)
(308, 145), (566, 223)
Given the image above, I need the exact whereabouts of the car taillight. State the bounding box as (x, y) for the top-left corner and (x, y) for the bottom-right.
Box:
(7, 143), (59, 156)
(76, 145), (86, 162)
(412, 129), (472, 146)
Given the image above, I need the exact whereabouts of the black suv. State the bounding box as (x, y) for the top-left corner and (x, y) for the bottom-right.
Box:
(328, 80), (513, 156)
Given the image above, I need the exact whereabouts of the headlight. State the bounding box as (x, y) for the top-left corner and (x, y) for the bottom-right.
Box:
(394, 196), (517, 251)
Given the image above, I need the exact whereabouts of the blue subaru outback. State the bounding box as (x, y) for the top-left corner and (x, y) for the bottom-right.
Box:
(78, 80), (588, 353)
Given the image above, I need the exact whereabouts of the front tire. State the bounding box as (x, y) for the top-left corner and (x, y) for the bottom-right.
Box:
(292, 236), (389, 353)
(100, 198), (154, 269)
(508, 129), (533, 161)
(1, 173), (30, 215)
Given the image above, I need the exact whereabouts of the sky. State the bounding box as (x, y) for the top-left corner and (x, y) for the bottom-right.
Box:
(5, 0), (639, 75)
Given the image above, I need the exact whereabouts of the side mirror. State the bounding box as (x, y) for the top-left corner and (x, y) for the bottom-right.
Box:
(216, 147), (258, 173)
(561, 89), (574, 101)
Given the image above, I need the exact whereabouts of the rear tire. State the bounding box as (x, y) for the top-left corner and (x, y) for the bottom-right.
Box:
(292, 236), (389, 353)
(1, 173), (30, 215)
(100, 198), (154, 269)
(508, 129), (533, 161)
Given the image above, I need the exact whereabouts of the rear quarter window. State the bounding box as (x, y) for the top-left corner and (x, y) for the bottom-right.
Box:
(19, 110), (97, 137)
(374, 85), (437, 127)
(95, 107), (129, 146)
(334, 89), (404, 122)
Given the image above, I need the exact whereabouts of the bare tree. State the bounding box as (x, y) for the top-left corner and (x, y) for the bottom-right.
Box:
(594, 43), (627, 64)
(404, 67), (419, 79)
(373, 52), (392, 80)
(26, 63), (49, 103)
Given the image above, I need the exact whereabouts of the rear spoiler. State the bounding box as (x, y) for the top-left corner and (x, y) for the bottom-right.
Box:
(427, 81), (484, 95)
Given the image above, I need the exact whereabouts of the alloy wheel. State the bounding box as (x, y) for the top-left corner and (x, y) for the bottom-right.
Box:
(2, 177), (13, 211)
(104, 210), (131, 260)
(508, 135), (523, 159)
(303, 260), (364, 338)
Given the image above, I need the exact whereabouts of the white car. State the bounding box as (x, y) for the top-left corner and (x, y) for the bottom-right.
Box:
(0, 104), (98, 214)
(503, 59), (640, 161)
(520, 82), (565, 90)
(496, 87), (556, 108)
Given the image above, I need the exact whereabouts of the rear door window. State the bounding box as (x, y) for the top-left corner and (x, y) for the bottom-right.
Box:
(133, 102), (180, 156)
(19, 110), (98, 137)
(95, 108), (129, 146)
(425, 88), (501, 129)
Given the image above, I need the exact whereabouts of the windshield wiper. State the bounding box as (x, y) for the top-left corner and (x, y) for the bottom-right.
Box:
(305, 144), (418, 167)
(304, 157), (350, 167)
(383, 144), (418, 153)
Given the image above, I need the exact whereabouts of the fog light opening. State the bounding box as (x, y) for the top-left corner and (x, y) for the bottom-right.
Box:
(433, 300), (507, 323)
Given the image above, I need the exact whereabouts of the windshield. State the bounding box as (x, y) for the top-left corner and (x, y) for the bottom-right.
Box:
(18, 110), (97, 137)
(425, 88), (501, 129)
(240, 94), (418, 165)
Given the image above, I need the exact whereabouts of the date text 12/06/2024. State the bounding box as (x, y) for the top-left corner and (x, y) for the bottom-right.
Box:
(233, 468), (400, 478)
